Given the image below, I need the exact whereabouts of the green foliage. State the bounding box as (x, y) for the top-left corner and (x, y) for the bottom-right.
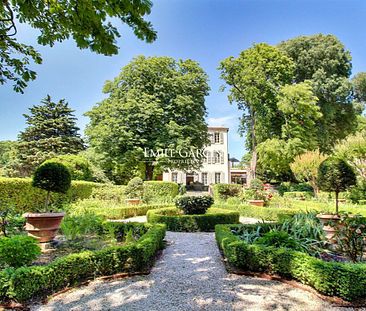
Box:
(347, 181), (366, 203)
(241, 189), (268, 202)
(212, 184), (242, 201)
(318, 158), (357, 213)
(1, 1), (155, 93)
(0, 203), (24, 237)
(85, 56), (210, 180)
(13, 96), (85, 177)
(330, 214), (366, 262)
(91, 185), (126, 203)
(352, 72), (366, 103)
(216, 224), (366, 301)
(0, 224), (165, 302)
(255, 231), (301, 250)
(249, 178), (263, 191)
(0, 141), (16, 176)
(147, 207), (239, 232)
(0, 236), (40, 268)
(61, 212), (104, 240)
(125, 177), (144, 199)
(143, 181), (179, 203)
(32, 162), (71, 194)
(290, 150), (327, 195)
(175, 195), (214, 215)
(277, 182), (314, 196)
(0, 177), (102, 213)
(283, 192), (313, 200)
(44, 155), (93, 181)
(279, 34), (358, 152)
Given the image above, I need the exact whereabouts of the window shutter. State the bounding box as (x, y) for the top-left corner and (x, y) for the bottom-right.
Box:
(219, 132), (224, 144)
(207, 151), (211, 164)
(220, 151), (224, 164)
(221, 172), (225, 183)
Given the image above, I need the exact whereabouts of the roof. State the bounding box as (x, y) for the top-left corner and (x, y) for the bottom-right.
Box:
(208, 126), (229, 132)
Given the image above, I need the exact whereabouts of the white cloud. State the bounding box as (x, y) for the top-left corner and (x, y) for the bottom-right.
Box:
(207, 115), (237, 127)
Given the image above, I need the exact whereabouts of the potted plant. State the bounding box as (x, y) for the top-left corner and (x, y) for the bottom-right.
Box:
(23, 162), (71, 243)
(316, 158), (356, 241)
(246, 178), (266, 207)
(125, 177), (144, 205)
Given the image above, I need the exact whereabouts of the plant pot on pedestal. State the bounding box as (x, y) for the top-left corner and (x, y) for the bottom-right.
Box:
(23, 212), (65, 243)
(248, 199), (265, 207)
(316, 214), (341, 243)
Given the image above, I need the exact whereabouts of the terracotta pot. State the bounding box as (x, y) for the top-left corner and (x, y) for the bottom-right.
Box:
(316, 214), (341, 243)
(125, 198), (141, 205)
(23, 212), (65, 243)
(248, 200), (265, 207)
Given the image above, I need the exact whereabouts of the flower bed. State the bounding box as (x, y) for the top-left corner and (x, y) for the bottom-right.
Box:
(215, 224), (366, 301)
(147, 207), (239, 232)
(0, 222), (166, 303)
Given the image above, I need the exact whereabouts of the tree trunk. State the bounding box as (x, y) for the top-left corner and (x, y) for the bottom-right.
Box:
(335, 191), (339, 215)
(145, 163), (154, 181)
(248, 110), (257, 185)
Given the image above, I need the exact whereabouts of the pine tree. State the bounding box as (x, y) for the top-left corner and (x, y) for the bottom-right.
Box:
(14, 95), (84, 176)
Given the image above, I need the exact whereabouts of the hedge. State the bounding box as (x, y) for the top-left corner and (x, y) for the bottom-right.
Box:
(0, 177), (104, 213)
(211, 184), (242, 201)
(215, 224), (366, 301)
(283, 191), (313, 200)
(143, 181), (179, 203)
(0, 223), (166, 302)
(147, 207), (239, 232)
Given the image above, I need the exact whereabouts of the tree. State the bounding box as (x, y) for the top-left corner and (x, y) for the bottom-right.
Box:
(278, 34), (358, 152)
(318, 158), (356, 214)
(290, 150), (327, 196)
(14, 95), (85, 176)
(85, 56), (210, 181)
(1, 0), (156, 93)
(0, 141), (16, 175)
(352, 72), (366, 104)
(257, 82), (322, 179)
(219, 43), (295, 181)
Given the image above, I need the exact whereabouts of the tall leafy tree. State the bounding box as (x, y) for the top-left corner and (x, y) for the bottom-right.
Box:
(85, 56), (210, 181)
(14, 95), (84, 176)
(219, 43), (295, 180)
(0, 0), (156, 93)
(278, 34), (358, 152)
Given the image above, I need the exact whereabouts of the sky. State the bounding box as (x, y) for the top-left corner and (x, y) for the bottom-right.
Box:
(1, 0), (366, 160)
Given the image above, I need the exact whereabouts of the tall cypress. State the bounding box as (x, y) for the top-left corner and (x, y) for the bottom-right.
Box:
(15, 95), (84, 176)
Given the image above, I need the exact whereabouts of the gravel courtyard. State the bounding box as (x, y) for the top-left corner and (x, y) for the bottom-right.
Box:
(33, 232), (344, 311)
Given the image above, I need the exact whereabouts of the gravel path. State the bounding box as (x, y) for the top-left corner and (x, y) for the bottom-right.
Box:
(32, 232), (342, 311)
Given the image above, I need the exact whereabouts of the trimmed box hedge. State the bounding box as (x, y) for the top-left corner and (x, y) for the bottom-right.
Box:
(0, 223), (166, 303)
(147, 207), (239, 232)
(215, 224), (366, 301)
(0, 177), (105, 213)
(212, 183), (242, 201)
(283, 191), (313, 200)
(143, 181), (179, 203)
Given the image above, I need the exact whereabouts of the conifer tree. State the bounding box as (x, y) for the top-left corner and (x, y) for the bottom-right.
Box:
(14, 95), (84, 176)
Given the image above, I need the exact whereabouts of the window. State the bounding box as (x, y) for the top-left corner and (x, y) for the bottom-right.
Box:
(215, 172), (221, 184)
(214, 132), (220, 143)
(202, 173), (208, 185)
(214, 151), (220, 164)
(172, 172), (178, 183)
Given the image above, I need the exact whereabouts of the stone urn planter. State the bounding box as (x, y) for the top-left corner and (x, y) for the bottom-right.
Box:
(23, 212), (65, 243)
(316, 214), (341, 243)
(248, 199), (265, 207)
(125, 198), (141, 205)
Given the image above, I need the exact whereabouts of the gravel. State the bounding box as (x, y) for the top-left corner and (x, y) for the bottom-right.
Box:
(32, 232), (344, 311)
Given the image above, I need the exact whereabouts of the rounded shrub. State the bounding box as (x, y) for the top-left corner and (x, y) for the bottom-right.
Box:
(0, 235), (41, 268)
(33, 162), (72, 194)
(175, 195), (214, 215)
(318, 158), (356, 213)
(125, 177), (144, 199)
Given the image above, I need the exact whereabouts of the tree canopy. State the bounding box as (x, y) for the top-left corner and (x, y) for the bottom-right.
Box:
(0, 0), (156, 93)
(85, 56), (210, 181)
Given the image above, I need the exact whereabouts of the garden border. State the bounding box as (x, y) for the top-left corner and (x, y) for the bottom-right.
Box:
(215, 224), (366, 301)
(0, 223), (166, 303)
(147, 207), (239, 232)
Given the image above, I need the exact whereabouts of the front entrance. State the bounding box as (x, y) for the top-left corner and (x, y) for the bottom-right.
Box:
(186, 174), (194, 185)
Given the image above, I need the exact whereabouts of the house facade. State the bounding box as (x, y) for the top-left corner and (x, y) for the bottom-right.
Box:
(162, 126), (230, 185)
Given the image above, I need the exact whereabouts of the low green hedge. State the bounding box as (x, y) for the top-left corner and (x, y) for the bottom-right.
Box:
(283, 191), (313, 200)
(143, 181), (179, 203)
(211, 184), (242, 201)
(215, 224), (366, 301)
(147, 207), (239, 232)
(0, 177), (104, 213)
(0, 223), (166, 302)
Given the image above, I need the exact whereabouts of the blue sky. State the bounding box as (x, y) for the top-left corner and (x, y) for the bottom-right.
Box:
(1, 0), (366, 159)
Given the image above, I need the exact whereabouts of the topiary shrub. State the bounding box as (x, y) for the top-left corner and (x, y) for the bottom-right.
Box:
(125, 177), (144, 199)
(0, 235), (41, 268)
(143, 181), (179, 203)
(43, 155), (93, 181)
(250, 178), (264, 191)
(32, 162), (72, 211)
(318, 158), (357, 214)
(175, 195), (214, 215)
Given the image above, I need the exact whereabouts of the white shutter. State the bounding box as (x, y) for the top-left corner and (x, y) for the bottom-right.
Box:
(207, 151), (212, 164)
(219, 133), (224, 144)
(220, 151), (224, 164)
(221, 172), (225, 183)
